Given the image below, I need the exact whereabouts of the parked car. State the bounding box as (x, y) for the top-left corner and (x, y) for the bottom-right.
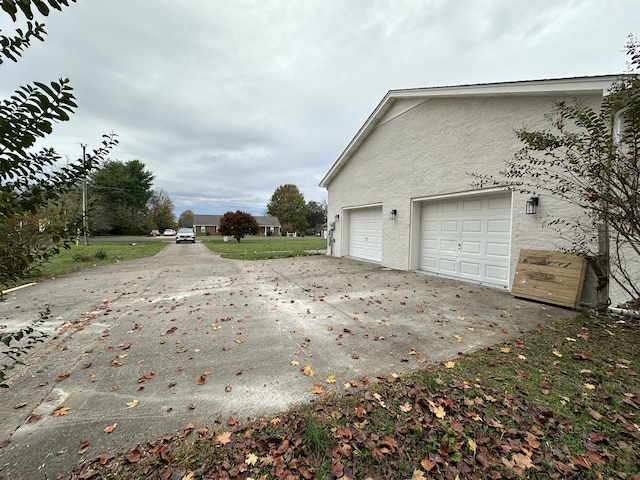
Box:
(148, 230), (160, 237)
(176, 227), (195, 243)
(163, 228), (176, 236)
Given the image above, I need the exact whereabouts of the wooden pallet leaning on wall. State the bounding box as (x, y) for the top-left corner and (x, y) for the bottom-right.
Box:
(511, 249), (587, 308)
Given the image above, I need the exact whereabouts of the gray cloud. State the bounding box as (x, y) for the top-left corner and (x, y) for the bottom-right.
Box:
(1, 0), (637, 216)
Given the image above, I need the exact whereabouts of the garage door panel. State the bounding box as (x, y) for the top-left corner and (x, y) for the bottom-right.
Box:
(419, 194), (512, 288)
(486, 265), (509, 282)
(461, 241), (481, 255)
(441, 221), (458, 232)
(439, 258), (457, 273)
(488, 219), (510, 233)
(348, 208), (382, 263)
(462, 199), (482, 211)
(460, 262), (480, 276)
(462, 220), (482, 233)
(441, 240), (458, 253)
(486, 242), (509, 257)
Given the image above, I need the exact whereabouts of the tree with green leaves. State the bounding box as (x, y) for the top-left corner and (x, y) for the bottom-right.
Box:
(475, 35), (640, 309)
(0, 0), (117, 387)
(266, 184), (308, 234)
(147, 188), (176, 232)
(89, 159), (154, 235)
(218, 210), (259, 242)
(178, 209), (194, 228)
(0, 0), (117, 288)
(305, 199), (327, 234)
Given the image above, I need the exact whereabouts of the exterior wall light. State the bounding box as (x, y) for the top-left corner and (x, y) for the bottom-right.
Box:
(525, 197), (538, 215)
(335, 214), (340, 221)
(390, 209), (397, 220)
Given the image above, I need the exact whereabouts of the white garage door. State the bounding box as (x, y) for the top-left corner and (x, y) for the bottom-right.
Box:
(348, 207), (382, 263)
(419, 194), (512, 288)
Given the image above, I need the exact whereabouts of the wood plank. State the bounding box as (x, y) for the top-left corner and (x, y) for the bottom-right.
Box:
(511, 249), (587, 308)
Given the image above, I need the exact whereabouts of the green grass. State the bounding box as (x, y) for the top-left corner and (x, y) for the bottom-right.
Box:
(25, 242), (168, 280)
(71, 313), (640, 479)
(202, 236), (327, 260)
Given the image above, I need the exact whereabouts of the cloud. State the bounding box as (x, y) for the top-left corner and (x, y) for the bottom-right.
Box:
(1, 0), (637, 216)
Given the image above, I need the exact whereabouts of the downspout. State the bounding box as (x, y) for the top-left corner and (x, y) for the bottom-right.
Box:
(599, 106), (630, 311)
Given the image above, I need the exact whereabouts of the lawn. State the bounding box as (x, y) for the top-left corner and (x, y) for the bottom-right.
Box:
(23, 242), (168, 281)
(202, 236), (327, 260)
(71, 312), (640, 479)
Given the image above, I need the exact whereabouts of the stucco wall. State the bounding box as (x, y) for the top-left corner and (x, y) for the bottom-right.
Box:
(326, 93), (607, 304)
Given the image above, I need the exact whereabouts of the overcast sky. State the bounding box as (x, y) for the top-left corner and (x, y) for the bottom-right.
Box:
(1, 1), (638, 217)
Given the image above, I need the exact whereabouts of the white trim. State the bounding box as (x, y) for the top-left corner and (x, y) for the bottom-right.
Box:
(411, 187), (508, 203)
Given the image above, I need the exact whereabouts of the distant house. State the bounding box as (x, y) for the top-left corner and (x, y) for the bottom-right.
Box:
(193, 214), (281, 237)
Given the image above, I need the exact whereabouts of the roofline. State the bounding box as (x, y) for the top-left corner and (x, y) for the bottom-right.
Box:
(319, 75), (621, 188)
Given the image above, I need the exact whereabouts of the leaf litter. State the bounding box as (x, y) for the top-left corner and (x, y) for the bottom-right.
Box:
(69, 315), (640, 479)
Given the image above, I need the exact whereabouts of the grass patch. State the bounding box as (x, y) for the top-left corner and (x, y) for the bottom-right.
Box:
(25, 242), (168, 281)
(72, 313), (640, 479)
(203, 236), (326, 260)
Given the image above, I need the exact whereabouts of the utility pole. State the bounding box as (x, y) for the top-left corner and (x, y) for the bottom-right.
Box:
(81, 144), (88, 245)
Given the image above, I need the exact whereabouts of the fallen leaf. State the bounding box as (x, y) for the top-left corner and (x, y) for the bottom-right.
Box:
(428, 400), (446, 419)
(53, 406), (70, 417)
(179, 421), (194, 438)
(412, 470), (427, 480)
(14, 402), (27, 409)
(225, 385), (232, 392)
(125, 447), (141, 463)
(195, 375), (207, 385)
(56, 372), (71, 381)
(400, 402), (412, 412)
(311, 383), (324, 394)
(302, 364), (314, 376)
(245, 453), (258, 465)
(215, 431), (232, 445)
(188, 403), (197, 409)
(126, 399), (139, 408)
(445, 361), (456, 369)
(326, 375), (336, 384)
(468, 438), (477, 453)
(552, 349), (563, 357)
(137, 372), (154, 383)
(500, 347), (511, 354)
(104, 423), (117, 433)
(28, 413), (42, 423)
(78, 440), (90, 455)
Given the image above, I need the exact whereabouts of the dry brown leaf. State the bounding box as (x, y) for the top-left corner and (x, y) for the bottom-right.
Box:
(311, 383), (324, 394)
(179, 421), (195, 438)
(103, 423), (117, 433)
(215, 431), (232, 445)
(124, 447), (141, 463)
(28, 413), (42, 423)
(412, 470), (427, 480)
(78, 440), (90, 455)
(126, 399), (139, 408)
(53, 406), (70, 417)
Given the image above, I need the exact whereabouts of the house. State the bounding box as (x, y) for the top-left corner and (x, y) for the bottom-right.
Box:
(320, 75), (637, 308)
(193, 214), (281, 237)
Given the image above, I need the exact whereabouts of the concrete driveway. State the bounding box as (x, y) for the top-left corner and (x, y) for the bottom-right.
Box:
(0, 244), (569, 479)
